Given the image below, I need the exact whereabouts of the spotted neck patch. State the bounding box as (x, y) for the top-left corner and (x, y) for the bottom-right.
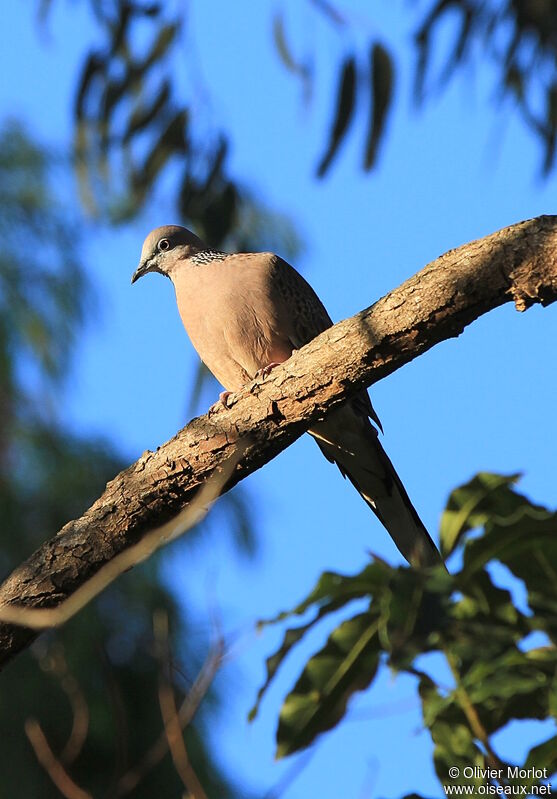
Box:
(190, 249), (228, 265)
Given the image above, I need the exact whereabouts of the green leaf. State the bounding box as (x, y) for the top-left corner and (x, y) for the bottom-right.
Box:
(123, 80), (171, 143)
(438, 6), (474, 86)
(143, 22), (180, 70)
(440, 472), (522, 557)
(316, 55), (357, 177)
(418, 681), (488, 785)
(131, 110), (189, 207)
(455, 480), (557, 627)
(523, 734), (557, 782)
(505, 63), (524, 101)
(542, 84), (557, 175)
(460, 648), (557, 734)
(75, 53), (104, 121)
(276, 612), (380, 757)
(364, 41), (394, 170)
(249, 596), (355, 722)
(272, 11), (312, 99)
(251, 561), (392, 721)
(432, 721), (486, 786)
(258, 561), (391, 628)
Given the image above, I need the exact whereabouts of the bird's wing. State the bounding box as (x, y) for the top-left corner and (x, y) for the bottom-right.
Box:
(268, 255), (334, 347)
(269, 256), (442, 569)
(269, 255), (383, 431)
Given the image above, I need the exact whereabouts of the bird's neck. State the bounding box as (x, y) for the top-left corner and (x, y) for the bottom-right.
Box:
(190, 248), (228, 265)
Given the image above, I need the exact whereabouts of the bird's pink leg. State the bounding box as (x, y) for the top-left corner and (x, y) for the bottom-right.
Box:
(208, 390), (233, 414)
(211, 353), (296, 413)
(255, 348), (299, 380)
(255, 362), (282, 380)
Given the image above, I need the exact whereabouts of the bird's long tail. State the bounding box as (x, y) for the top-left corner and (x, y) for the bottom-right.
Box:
(309, 404), (443, 569)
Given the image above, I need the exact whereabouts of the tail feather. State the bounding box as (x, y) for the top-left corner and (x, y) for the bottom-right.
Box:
(310, 403), (443, 569)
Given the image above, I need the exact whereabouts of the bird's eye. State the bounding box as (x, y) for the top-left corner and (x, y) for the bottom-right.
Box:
(158, 238), (170, 252)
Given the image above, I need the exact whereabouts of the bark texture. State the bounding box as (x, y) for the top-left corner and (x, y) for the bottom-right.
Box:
(1, 215), (557, 669)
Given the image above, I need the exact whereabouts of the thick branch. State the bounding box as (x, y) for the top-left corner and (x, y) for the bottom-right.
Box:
(1, 215), (556, 669)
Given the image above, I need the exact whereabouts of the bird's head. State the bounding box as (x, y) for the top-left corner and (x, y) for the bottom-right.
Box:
(131, 225), (206, 283)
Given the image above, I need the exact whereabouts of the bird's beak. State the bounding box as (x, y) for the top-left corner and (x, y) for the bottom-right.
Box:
(131, 259), (156, 284)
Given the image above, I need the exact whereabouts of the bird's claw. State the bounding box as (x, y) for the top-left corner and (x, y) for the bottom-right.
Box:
(208, 391), (233, 414)
(255, 362), (281, 380)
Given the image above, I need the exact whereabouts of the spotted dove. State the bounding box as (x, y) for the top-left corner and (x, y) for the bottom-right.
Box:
(132, 225), (442, 568)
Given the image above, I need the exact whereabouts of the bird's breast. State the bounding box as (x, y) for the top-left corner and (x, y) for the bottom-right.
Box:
(171, 259), (292, 391)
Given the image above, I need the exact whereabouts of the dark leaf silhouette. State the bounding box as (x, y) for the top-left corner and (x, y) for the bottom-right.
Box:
(272, 11), (312, 92)
(364, 41), (394, 170)
(317, 55), (357, 177)
(414, 0), (557, 173)
(123, 79), (171, 143)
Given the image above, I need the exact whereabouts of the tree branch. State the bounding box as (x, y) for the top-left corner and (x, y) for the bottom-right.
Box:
(1, 215), (556, 670)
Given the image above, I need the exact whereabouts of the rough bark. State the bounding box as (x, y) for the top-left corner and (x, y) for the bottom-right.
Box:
(1, 215), (556, 670)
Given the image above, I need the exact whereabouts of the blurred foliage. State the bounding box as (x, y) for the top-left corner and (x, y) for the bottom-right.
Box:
(55, 0), (299, 256)
(0, 121), (103, 569)
(279, 0), (557, 174)
(278, 0), (557, 175)
(0, 123), (85, 385)
(0, 123), (248, 798)
(415, 0), (557, 173)
(251, 473), (557, 792)
(273, 5), (396, 177)
(35, 0), (557, 221)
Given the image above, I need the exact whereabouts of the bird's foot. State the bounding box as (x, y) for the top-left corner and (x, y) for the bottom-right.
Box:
(255, 362), (281, 380)
(208, 391), (233, 414)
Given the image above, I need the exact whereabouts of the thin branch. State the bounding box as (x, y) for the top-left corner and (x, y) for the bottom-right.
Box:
(99, 643), (130, 795)
(445, 650), (507, 781)
(33, 644), (90, 765)
(155, 612), (210, 799)
(1, 215), (557, 669)
(116, 633), (224, 796)
(25, 719), (92, 799)
(60, 673), (90, 766)
(26, 619), (224, 799)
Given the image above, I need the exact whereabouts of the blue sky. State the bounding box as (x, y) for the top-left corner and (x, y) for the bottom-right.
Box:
(3, 1), (557, 797)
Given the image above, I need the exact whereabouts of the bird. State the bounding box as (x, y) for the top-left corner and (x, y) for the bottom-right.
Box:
(132, 225), (443, 568)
